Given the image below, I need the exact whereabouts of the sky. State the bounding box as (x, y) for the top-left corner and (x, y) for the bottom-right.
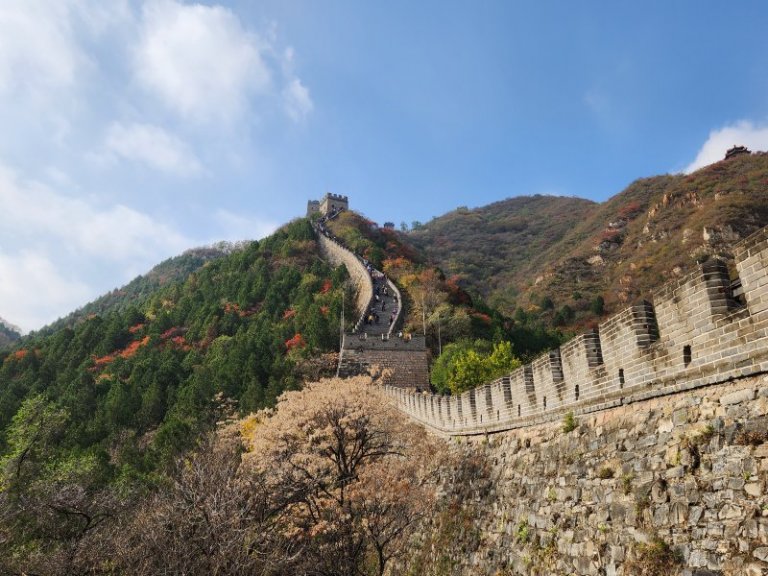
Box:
(1, 1), (767, 332)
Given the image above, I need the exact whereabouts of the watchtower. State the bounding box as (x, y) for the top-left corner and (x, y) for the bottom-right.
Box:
(319, 193), (349, 215)
(306, 200), (321, 218)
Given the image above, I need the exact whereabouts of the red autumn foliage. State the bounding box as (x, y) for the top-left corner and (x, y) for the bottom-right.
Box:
(285, 333), (305, 351)
(223, 302), (242, 315)
(161, 327), (186, 340)
(320, 306), (329, 316)
(92, 335), (151, 370)
(9, 349), (28, 361)
(118, 335), (151, 359)
(617, 201), (643, 220)
(320, 279), (333, 294)
(445, 276), (472, 306)
(223, 301), (257, 317)
(283, 309), (297, 320)
(169, 335), (191, 351)
(128, 323), (145, 334)
(471, 311), (492, 325)
(92, 354), (116, 369)
(600, 229), (623, 242)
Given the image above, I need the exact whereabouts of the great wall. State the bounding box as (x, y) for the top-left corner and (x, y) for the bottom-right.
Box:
(312, 205), (768, 575)
(388, 231), (768, 437)
(313, 205), (430, 387)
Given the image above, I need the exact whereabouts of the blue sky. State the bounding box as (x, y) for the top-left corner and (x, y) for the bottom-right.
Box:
(1, 1), (767, 331)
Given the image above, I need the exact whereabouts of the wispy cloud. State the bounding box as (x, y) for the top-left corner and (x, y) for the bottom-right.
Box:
(213, 208), (278, 242)
(0, 1), (86, 99)
(133, 0), (313, 125)
(0, 249), (91, 332)
(105, 122), (203, 176)
(685, 120), (768, 173)
(0, 1), (313, 330)
(0, 163), (191, 330)
(283, 77), (313, 122)
(134, 0), (273, 124)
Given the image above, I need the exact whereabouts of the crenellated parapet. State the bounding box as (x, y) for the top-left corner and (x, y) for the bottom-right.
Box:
(387, 224), (768, 436)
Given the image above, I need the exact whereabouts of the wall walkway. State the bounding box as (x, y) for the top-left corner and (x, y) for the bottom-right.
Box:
(312, 217), (429, 388)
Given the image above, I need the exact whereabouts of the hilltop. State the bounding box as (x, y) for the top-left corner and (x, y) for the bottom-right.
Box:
(38, 244), (240, 336)
(408, 151), (768, 332)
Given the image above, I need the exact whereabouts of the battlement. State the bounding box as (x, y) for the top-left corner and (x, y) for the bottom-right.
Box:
(323, 193), (348, 202)
(387, 224), (768, 436)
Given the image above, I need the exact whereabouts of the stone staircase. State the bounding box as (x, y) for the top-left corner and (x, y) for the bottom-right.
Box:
(312, 216), (429, 389)
(337, 334), (430, 390)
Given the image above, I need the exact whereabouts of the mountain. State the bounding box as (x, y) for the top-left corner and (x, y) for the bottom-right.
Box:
(408, 151), (768, 331)
(0, 317), (21, 348)
(0, 220), (346, 471)
(38, 243), (241, 335)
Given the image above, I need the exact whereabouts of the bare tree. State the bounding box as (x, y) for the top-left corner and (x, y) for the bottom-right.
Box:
(242, 375), (445, 576)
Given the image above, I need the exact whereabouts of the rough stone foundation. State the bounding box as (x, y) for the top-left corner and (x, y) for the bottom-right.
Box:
(415, 374), (768, 575)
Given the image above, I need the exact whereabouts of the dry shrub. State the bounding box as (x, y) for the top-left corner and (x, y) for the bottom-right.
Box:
(624, 535), (683, 576)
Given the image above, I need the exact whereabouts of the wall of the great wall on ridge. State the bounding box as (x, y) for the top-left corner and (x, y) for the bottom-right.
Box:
(316, 231), (373, 330)
(387, 225), (768, 437)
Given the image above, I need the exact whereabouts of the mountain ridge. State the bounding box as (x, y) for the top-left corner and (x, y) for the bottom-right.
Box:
(407, 151), (768, 332)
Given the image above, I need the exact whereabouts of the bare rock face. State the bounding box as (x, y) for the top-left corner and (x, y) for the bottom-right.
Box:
(702, 225), (741, 245)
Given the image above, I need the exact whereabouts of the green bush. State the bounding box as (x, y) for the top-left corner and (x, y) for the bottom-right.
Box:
(562, 411), (577, 433)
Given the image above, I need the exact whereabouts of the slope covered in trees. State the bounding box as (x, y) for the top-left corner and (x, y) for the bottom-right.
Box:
(409, 152), (768, 333)
(0, 219), (348, 540)
(323, 210), (563, 362)
(39, 244), (238, 335)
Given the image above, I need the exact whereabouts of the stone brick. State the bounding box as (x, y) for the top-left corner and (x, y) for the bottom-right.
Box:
(720, 388), (756, 406)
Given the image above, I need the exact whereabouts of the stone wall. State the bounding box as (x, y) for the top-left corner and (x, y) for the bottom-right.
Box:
(316, 232), (373, 330)
(337, 335), (429, 390)
(414, 374), (768, 575)
(388, 225), (768, 437)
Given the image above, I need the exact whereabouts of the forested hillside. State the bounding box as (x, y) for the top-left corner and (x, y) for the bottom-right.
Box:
(323, 210), (563, 361)
(39, 244), (240, 335)
(409, 152), (768, 333)
(0, 210), (559, 574)
(0, 218), (355, 569)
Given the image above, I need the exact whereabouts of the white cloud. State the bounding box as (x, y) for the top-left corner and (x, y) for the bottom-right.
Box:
(214, 208), (278, 241)
(105, 122), (203, 176)
(0, 163), (192, 330)
(0, 165), (189, 260)
(283, 77), (313, 122)
(0, 1), (86, 98)
(0, 249), (91, 333)
(134, 0), (272, 123)
(685, 120), (768, 173)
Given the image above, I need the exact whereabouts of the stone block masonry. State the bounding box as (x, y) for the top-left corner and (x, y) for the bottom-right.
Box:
(389, 224), (768, 437)
(337, 335), (429, 390)
(316, 231), (373, 329)
(426, 374), (768, 575)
